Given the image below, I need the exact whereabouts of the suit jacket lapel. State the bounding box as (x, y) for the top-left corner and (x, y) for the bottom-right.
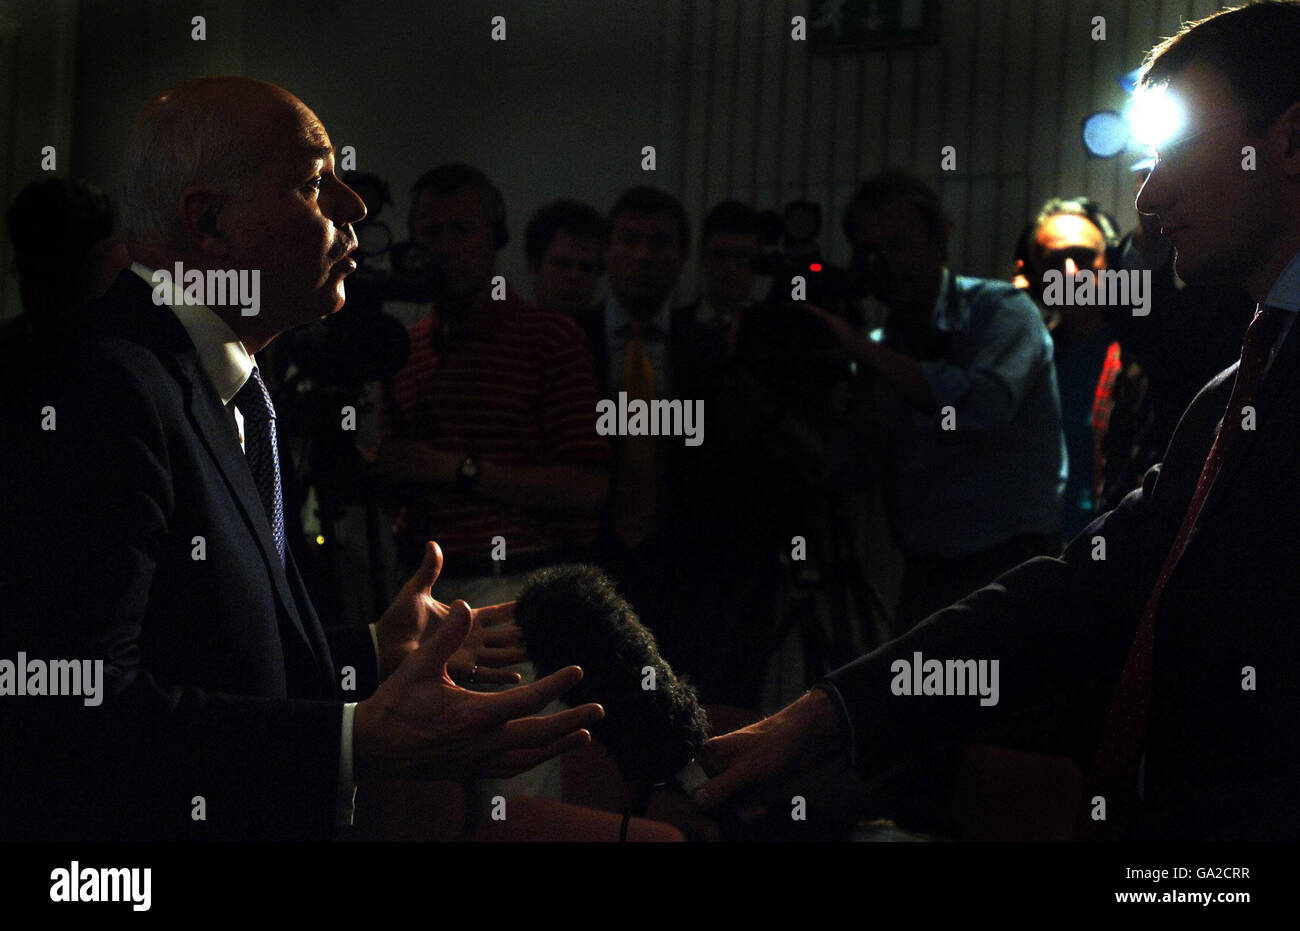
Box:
(177, 351), (323, 661)
(1200, 313), (1300, 522)
(110, 274), (327, 672)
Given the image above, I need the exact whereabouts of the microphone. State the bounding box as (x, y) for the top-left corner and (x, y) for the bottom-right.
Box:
(513, 564), (709, 790)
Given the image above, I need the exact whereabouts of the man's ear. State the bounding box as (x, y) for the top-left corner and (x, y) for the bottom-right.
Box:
(1270, 101), (1300, 177)
(177, 186), (229, 256)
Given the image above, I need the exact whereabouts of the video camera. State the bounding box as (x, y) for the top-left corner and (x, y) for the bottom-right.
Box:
(738, 199), (868, 371)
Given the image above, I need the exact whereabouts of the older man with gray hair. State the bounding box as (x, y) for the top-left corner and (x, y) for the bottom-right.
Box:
(0, 76), (602, 841)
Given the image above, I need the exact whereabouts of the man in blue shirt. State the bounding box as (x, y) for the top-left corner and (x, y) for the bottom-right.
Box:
(811, 170), (1066, 631)
(698, 1), (1300, 842)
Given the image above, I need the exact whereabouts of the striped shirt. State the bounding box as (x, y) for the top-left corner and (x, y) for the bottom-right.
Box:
(382, 289), (609, 560)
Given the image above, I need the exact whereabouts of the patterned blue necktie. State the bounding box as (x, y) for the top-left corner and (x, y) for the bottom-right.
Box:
(234, 365), (286, 566)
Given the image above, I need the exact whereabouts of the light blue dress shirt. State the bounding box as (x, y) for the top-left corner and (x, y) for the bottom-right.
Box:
(877, 269), (1068, 557)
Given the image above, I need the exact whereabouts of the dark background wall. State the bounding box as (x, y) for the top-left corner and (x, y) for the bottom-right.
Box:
(1, 0), (1231, 321)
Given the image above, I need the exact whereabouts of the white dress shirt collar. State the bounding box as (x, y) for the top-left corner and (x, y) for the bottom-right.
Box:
(1263, 251), (1300, 312)
(130, 261), (255, 402)
(607, 291), (672, 338)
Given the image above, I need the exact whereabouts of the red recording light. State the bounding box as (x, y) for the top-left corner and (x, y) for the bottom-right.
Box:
(809, 263), (822, 272)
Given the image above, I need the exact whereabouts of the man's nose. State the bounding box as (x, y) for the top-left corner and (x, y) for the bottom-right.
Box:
(332, 179), (367, 226)
(1134, 167), (1165, 221)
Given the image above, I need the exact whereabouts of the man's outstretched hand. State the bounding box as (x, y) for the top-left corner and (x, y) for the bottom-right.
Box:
(374, 540), (527, 683)
(355, 598), (603, 782)
(693, 688), (841, 811)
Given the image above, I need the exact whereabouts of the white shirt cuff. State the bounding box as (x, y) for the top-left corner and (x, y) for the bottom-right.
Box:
(337, 702), (358, 826)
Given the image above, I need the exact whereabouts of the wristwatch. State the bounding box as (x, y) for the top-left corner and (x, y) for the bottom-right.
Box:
(455, 454), (481, 494)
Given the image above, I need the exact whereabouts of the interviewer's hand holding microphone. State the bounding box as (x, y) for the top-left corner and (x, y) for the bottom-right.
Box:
(693, 689), (841, 815)
(355, 544), (842, 829)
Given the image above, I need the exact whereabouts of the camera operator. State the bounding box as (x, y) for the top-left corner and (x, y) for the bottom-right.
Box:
(809, 170), (1066, 632)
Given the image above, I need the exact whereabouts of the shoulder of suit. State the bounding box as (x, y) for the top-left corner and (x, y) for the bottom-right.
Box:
(1167, 361), (1239, 441)
(53, 270), (193, 391)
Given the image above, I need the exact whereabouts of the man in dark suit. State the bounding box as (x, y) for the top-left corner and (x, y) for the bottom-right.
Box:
(575, 186), (726, 686)
(694, 1), (1300, 840)
(683, 200), (762, 352)
(0, 76), (602, 841)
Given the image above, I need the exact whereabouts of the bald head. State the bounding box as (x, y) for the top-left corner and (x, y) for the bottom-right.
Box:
(121, 76), (366, 350)
(121, 77), (309, 247)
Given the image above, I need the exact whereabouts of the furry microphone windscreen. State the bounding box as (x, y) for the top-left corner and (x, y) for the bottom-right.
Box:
(514, 564), (709, 786)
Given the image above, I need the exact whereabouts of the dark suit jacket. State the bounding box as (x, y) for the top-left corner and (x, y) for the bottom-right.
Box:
(576, 299), (727, 541)
(824, 307), (1300, 840)
(0, 270), (378, 841)
(577, 299), (725, 411)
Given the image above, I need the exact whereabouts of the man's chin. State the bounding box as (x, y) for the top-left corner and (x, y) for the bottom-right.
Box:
(325, 276), (352, 313)
(1171, 251), (1227, 288)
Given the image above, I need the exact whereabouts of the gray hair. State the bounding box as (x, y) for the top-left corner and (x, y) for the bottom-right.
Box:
(118, 84), (252, 245)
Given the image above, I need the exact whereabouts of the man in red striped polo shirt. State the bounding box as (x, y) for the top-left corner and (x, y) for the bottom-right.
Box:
(375, 164), (610, 806)
(377, 163), (610, 601)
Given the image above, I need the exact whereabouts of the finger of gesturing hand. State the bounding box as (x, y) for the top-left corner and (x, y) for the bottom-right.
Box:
(491, 702), (604, 753)
(480, 624), (524, 647)
(408, 598), (473, 678)
(408, 541), (444, 595)
(472, 601), (516, 627)
(475, 646), (528, 667)
(478, 664), (587, 721)
(480, 730), (594, 779)
(454, 665), (521, 686)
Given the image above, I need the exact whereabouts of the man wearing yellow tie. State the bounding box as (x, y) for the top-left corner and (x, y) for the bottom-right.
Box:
(576, 187), (727, 685)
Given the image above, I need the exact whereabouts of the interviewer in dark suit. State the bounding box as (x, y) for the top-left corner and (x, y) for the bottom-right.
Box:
(0, 76), (602, 841)
(694, 1), (1300, 841)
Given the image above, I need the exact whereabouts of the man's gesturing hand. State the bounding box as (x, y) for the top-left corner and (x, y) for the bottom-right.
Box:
(374, 540), (527, 682)
(448, 599), (526, 686)
(355, 599), (603, 782)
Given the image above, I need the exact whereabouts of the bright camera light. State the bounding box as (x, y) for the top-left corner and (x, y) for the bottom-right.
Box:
(1128, 84), (1185, 149)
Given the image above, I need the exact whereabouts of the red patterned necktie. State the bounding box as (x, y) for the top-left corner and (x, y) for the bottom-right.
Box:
(1081, 306), (1289, 840)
